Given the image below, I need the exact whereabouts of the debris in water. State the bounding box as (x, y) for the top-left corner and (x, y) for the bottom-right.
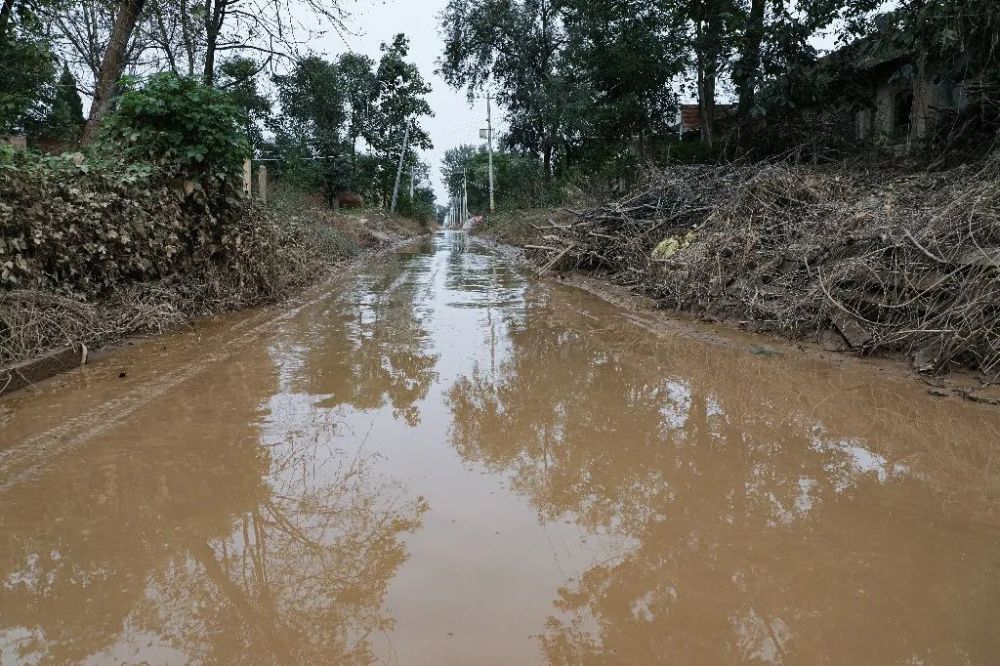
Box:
(750, 345), (780, 358)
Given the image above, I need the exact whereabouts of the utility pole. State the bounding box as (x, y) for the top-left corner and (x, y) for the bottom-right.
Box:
(390, 124), (411, 214)
(487, 92), (495, 213)
(462, 169), (469, 224)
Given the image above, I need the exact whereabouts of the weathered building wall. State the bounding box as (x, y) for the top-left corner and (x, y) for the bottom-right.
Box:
(856, 72), (966, 146)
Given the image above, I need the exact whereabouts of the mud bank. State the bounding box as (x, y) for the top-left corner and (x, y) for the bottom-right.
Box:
(556, 268), (1000, 408)
(483, 223), (1000, 408)
(474, 160), (1000, 400)
(0, 212), (428, 397)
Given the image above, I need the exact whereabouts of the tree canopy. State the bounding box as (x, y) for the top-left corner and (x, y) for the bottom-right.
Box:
(263, 35), (434, 210)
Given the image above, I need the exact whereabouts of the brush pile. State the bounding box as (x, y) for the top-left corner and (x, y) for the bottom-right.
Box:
(526, 159), (1000, 377)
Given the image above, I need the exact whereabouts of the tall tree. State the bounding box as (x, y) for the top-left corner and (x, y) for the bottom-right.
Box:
(44, 0), (157, 97)
(440, 0), (570, 179)
(0, 0), (18, 40)
(372, 34), (433, 203)
(146, 0), (201, 76)
(0, 0), (56, 135)
(81, 0), (147, 145)
(269, 55), (348, 201)
(217, 56), (271, 150)
(45, 64), (85, 140)
(735, 0), (766, 115)
(732, 0), (885, 119)
(198, 0), (348, 86)
(559, 0), (688, 159)
(683, 0), (738, 146)
(337, 51), (378, 172)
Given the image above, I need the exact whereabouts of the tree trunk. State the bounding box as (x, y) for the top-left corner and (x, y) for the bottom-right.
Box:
(179, 0), (197, 76)
(203, 28), (217, 85)
(697, 50), (717, 147)
(350, 135), (358, 188)
(695, 5), (723, 148)
(202, 0), (226, 85)
(150, 4), (179, 74)
(81, 0), (147, 146)
(737, 0), (767, 116)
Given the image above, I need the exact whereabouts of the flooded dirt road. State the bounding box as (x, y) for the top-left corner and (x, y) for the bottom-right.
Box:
(3, 231), (1000, 664)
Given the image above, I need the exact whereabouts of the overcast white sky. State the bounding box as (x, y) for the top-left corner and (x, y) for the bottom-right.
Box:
(312, 0), (488, 203)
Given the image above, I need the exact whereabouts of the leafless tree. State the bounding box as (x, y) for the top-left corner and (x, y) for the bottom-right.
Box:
(197, 0), (349, 86)
(47, 0), (349, 144)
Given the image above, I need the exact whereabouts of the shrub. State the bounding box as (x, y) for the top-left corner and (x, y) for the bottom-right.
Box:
(0, 148), (260, 295)
(98, 74), (249, 193)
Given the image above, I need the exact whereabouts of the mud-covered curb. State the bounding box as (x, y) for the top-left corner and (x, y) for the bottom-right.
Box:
(1, 345), (88, 396)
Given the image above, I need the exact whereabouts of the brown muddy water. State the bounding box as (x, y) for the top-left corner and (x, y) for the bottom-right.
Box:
(2, 231), (1000, 665)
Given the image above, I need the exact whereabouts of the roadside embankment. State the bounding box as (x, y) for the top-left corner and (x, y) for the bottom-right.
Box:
(476, 159), (1000, 384)
(0, 151), (426, 394)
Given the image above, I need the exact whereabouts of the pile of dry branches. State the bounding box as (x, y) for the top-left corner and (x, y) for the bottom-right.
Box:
(527, 159), (1000, 377)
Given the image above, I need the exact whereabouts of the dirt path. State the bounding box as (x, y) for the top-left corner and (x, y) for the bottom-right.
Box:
(2, 231), (1000, 664)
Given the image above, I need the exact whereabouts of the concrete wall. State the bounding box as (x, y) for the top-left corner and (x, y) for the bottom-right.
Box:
(1, 135), (27, 149)
(856, 74), (966, 147)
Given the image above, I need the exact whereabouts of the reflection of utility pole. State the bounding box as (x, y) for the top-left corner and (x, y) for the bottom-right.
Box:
(390, 125), (410, 213)
(487, 92), (495, 213)
(462, 169), (469, 224)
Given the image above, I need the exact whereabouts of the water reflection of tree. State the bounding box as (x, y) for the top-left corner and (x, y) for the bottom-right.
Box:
(135, 434), (427, 664)
(0, 344), (274, 665)
(282, 257), (439, 427)
(0, 328), (426, 664)
(447, 294), (1000, 664)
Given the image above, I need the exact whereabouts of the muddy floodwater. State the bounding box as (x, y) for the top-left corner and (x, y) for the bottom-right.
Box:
(4, 231), (1000, 665)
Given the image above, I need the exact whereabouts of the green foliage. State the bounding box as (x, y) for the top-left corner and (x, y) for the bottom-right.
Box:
(559, 0), (687, 154)
(438, 0), (905, 170)
(0, 31), (56, 135)
(889, 1), (1000, 81)
(440, 0), (573, 176)
(99, 73), (249, 190)
(42, 65), (84, 142)
(273, 56), (347, 152)
(442, 144), (558, 213)
(268, 56), (354, 199)
(397, 185), (437, 225)
(374, 35), (433, 153)
(217, 57), (272, 151)
(338, 52), (378, 153)
(265, 38), (433, 210)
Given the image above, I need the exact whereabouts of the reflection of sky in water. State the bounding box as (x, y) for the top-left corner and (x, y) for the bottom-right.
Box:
(659, 380), (692, 430)
(811, 428), (909, 492)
